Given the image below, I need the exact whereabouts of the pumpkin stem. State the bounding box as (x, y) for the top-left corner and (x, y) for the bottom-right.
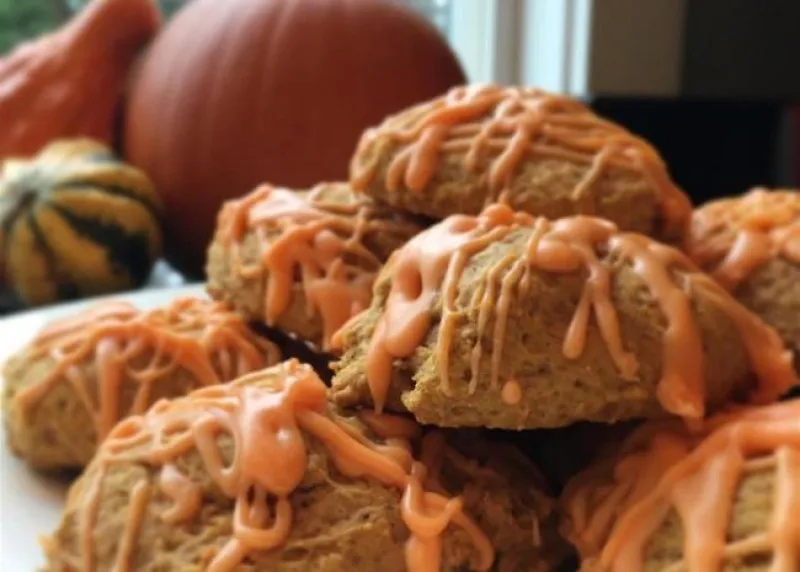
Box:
(68, 0), (162, 58)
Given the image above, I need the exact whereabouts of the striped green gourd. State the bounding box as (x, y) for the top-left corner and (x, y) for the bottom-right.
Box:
(0, 139), (163, 306)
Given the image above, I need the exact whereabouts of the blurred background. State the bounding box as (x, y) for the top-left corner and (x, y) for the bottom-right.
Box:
(3, 0), (798, 204)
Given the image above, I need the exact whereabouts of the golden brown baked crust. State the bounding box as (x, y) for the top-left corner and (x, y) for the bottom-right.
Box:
(206, 182), (423, 352)
(685, 188), (800, 373)
(350, 84), (691, 242)
(732, 258), (800, 373)
(561, 400), (800, 572)
(331, 206), (795, 430)
(2, 297), (280, 470)
(42, 361), (566, 571)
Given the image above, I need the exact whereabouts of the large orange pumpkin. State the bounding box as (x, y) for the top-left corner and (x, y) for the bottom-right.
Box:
(124, 0), (465, 277)
(0, 0), (160, 161)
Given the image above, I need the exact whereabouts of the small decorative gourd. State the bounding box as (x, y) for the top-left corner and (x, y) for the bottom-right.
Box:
(0, 139), (163, 306)
(0, 0), (161, 162)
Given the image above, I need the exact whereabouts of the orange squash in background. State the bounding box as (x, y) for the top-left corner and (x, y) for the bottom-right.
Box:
(124, 0), (465, 277)
(0, 0), (161, 161)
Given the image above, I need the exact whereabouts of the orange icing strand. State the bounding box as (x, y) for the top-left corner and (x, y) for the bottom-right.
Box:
(687, 188), (800, 288)
(365, 205), (796, 419)
(352, 84), (691, 237)
(402, 464), (463, 572)
(159, 464), (202, 524)
(216, 183), (418, 350)
(79, 464), (105, 571)
(112, 480), (151, 571)
(66, 361), (493, 572)
(563, 400), (800, 571)
(13, 297), (279, 440)
(771, 446), (800, 572)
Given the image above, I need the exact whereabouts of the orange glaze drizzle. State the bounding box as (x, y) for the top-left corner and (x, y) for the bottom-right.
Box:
(364, 204), (796, 418)
(67, 360), (493, 572)
(365, 205), (531, 409)
(216, 183), (419, 350)
(351, 84), (691, 237)
(12, 297), (279, 439)
(687, 188), (800, 289)
(562, 400), (800, 572)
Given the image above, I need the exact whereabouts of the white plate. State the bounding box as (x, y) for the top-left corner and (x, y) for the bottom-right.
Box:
(0, 284), (206, 571)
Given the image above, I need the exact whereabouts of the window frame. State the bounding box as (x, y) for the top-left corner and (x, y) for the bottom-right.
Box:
(446, 0), (685, 97)
(447, 0), (518, 85)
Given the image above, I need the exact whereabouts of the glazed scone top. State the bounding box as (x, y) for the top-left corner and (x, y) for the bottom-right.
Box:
(11, 297), (280, 439)
(350, 84), (692, 237)
(61, 360), (494, 572)
(339, 204), (795, 420)
(562, 399), (800, 571)
(686, 188), (800, 288)
(214, 183), (421, 350)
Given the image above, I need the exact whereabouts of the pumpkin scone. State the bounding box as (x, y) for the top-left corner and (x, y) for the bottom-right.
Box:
(2, 297), (281, 471)
(350, 84), (692, 242)
(206, 183), (423, 352)
(685, 188), (800, 371)
(561, 399), (800, 572)
(42, 360), (566, 572)
(331, 204), (797, 430)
